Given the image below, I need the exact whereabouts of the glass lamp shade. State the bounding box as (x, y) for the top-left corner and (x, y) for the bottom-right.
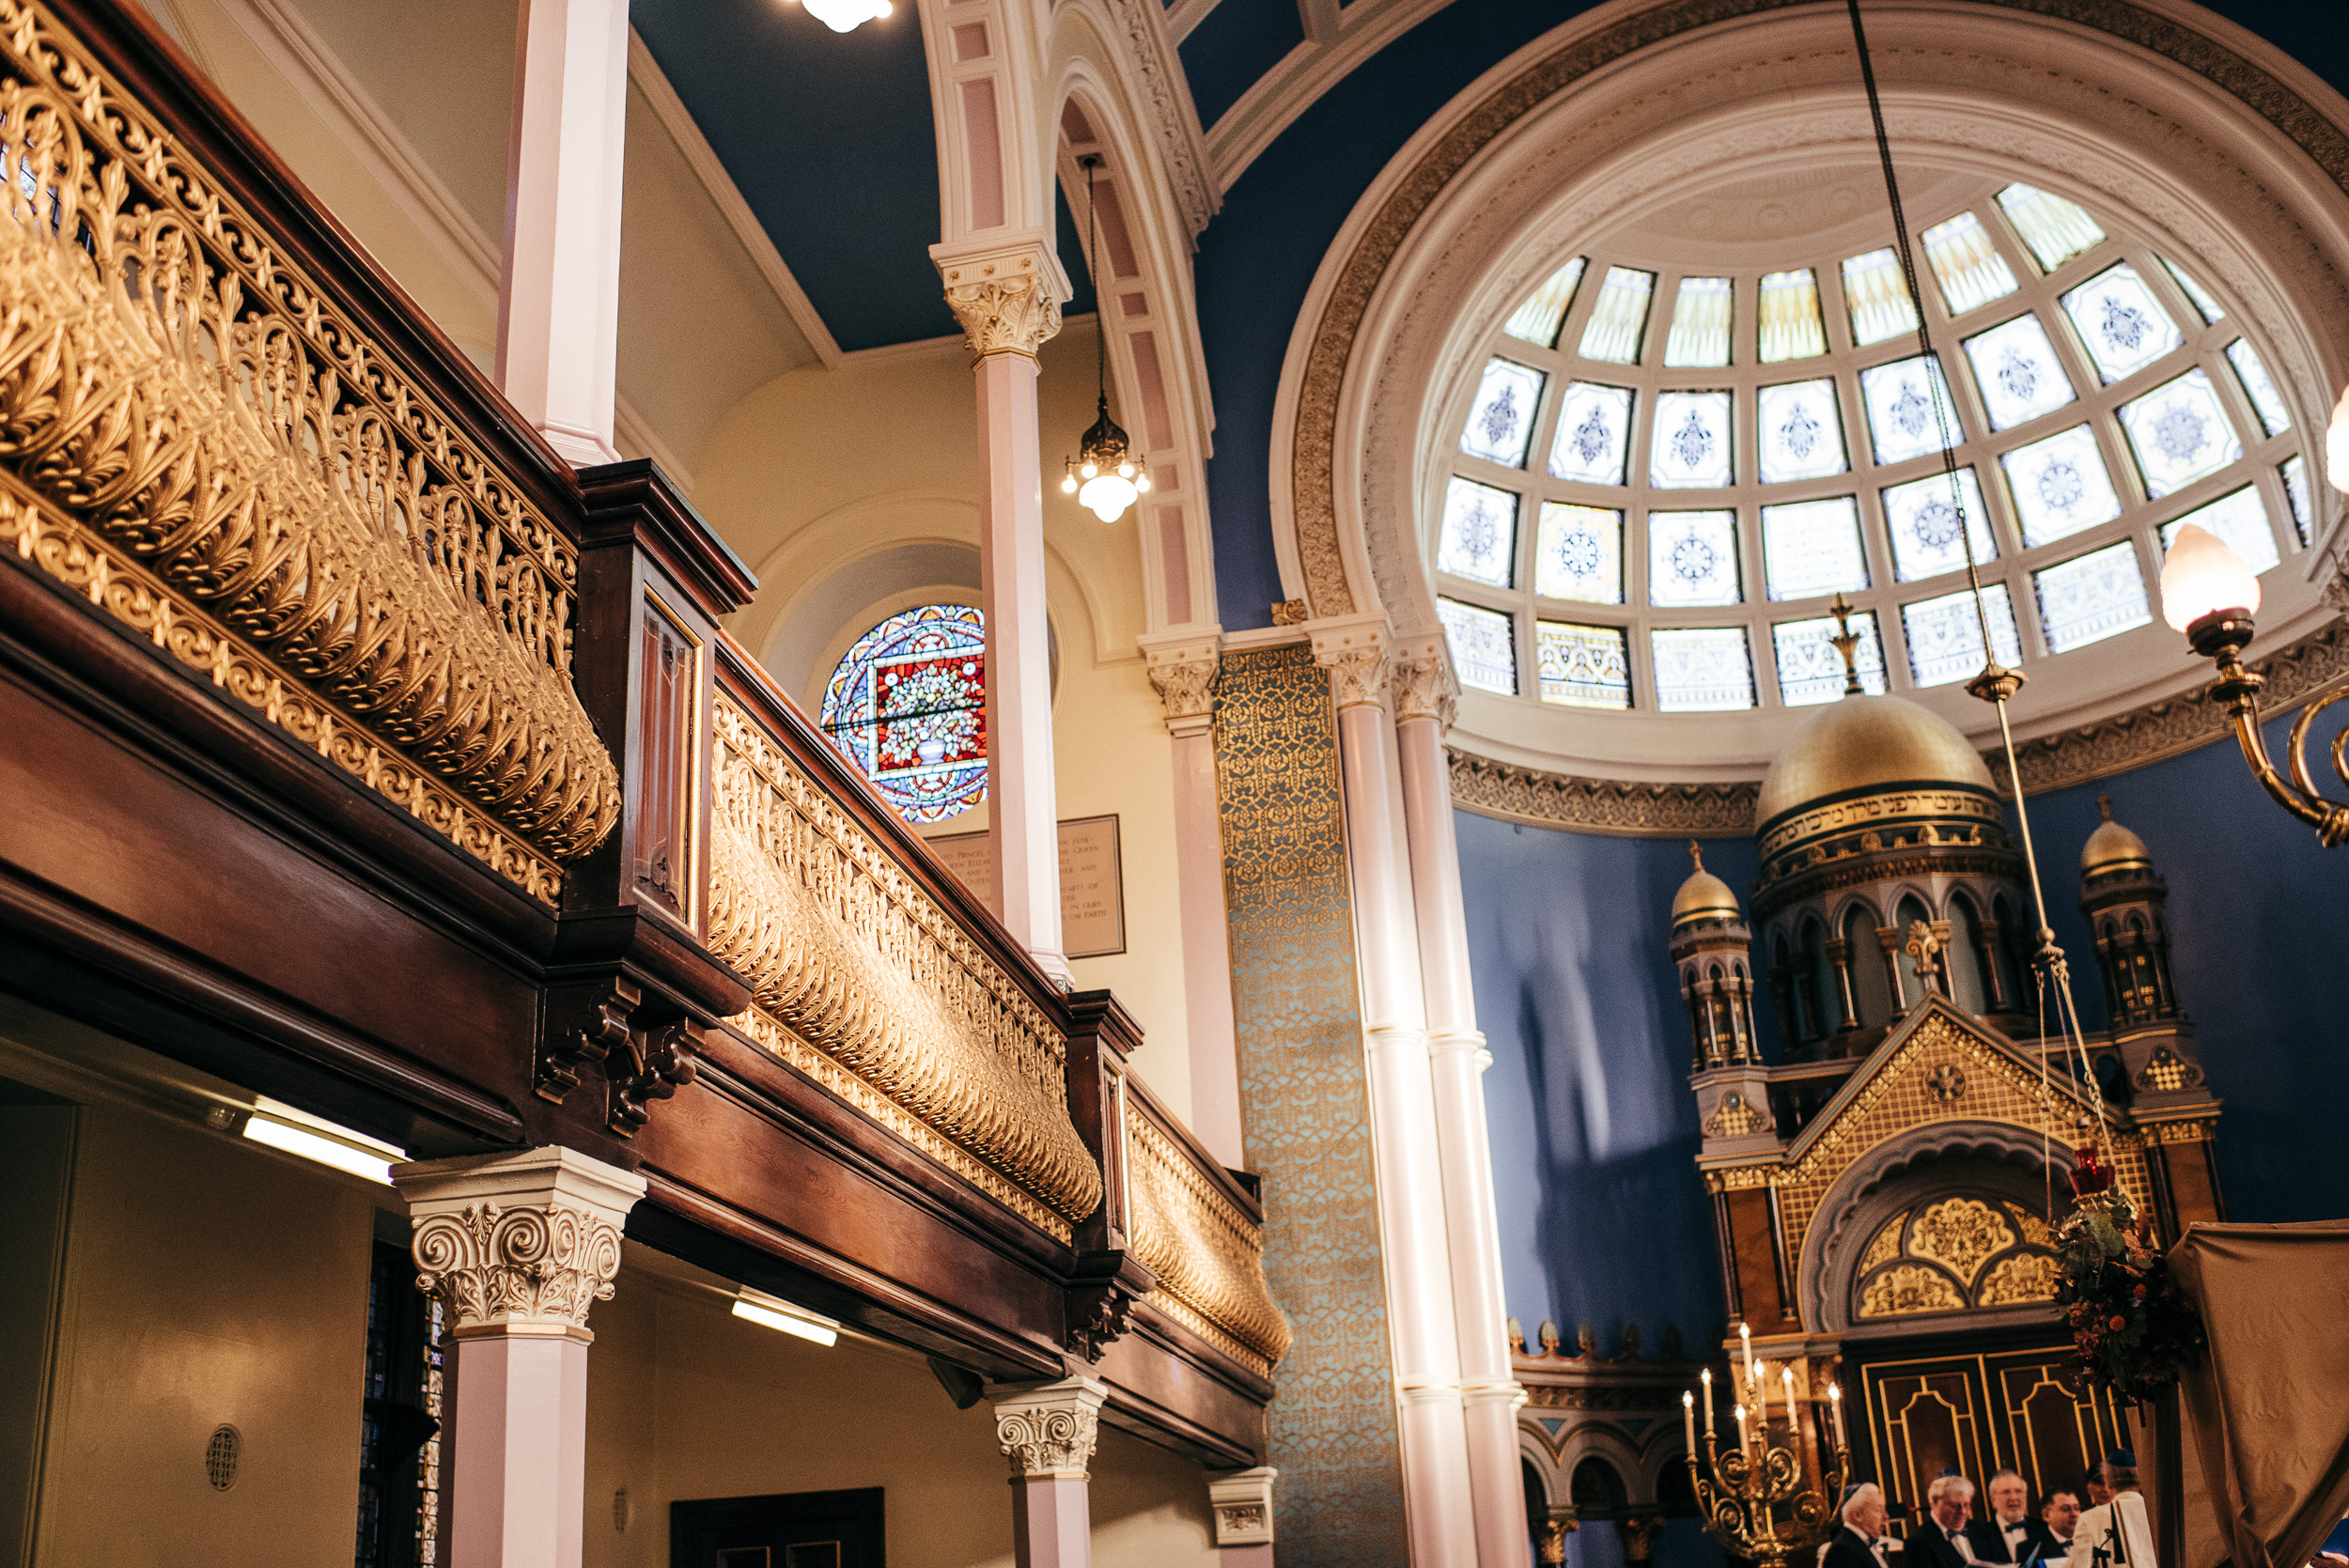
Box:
(1078, 471), (1140, 523)
(2329, 383), (2349, 494)
(801, 0), (892, 31)
(2159, 521), (2260, 632)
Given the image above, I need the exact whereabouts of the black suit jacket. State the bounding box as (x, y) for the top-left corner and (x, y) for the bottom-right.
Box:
(2022, 1522), (2075, 1563)
(1909, 1522), (1978, 1568)
(1827, 1526), (1888, 1568)
(1969, 1518), (2030, 1563)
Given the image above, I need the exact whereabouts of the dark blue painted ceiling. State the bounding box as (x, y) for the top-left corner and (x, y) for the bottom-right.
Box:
(1176, 0), (1307, 131)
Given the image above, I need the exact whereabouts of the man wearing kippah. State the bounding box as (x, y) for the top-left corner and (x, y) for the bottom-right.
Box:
(2073, 1452), (2151, 1568)
(1828, 1483), (1899, 1568)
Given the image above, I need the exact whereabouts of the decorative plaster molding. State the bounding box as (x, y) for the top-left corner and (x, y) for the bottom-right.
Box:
(1450, 752), (1760, 836)
(1097, 0), (1219, 238)
(992, 1377), (1108, 1480)
(1307, 613), (1391, 710)
(1141, 630), (1221, 736)
(932, 234), (1069, 361)
(1389, 633), (1456, 729)
(1208, 1467), (1280, 1547)
(395, 1146), (646, 1341)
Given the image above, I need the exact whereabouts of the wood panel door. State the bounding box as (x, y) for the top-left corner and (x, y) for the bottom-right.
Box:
(1857, 1344), (2125, 1533)
(671, 1488), (885, 1568)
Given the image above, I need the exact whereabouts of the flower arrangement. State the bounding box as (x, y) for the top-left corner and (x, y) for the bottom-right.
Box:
(2050, 1143), (2204, 1402)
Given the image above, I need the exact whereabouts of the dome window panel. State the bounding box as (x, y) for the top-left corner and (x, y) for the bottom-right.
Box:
(1651, 626), (1757, 712)
(1650, 391), (1735, 489)
(1772, 610), (1887, 706)
(2118, 368), (2242, 499)
(2033, 539), (2154, 653)
(1842, 247), (1920, 348)
(1535, 620), (1631, 708)
(2060, 262), (2184, 384)
(1459, 357), (1548, 467)
(1859, 353), (1965, 465)
(1999, 424), (2123, 547)
(1960, 314), (2077, 431)
(1757, 378), (1849, 484)
(1548, 381), (1636, 486)
(1665, 275), (1735, 368)
(1437, 598), (1518, 695)
(1882, 468), (1998, 582)
(1647, 509), (1743, 607)
(1579, 266), (1657, 365)
(2281, 455), (2313, 547)
(1504, 256), (1588, 349)
(1536, 503), (1625, 604)
(1921, 211), (2019, 317)
(1439, 476), (1520, 586)
(2223, 340), (2291, 437)
(2158, 486), (2279, 576)
(1901, 582), (2024, 688)
(1995, 183), (2107, 273)
(1761, 496), (1869, 601)
(2159, 255), (2225, 324)
(1759, 269), (1828, 363)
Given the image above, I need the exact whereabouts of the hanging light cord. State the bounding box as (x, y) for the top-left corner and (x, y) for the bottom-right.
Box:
(1086, 158), (1105, 397)
(1844, 0), (2109, 1139)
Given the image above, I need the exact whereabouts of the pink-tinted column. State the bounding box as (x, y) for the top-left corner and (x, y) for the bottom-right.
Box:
(1312, 615), (1479, 1568)
(993, 1376), (1107, 1568)
(393, 1146), (644, 1568)
(1392, 636), (1529, 1567)
(498, 0), (629, 466)
(936, 238), (1072, 987)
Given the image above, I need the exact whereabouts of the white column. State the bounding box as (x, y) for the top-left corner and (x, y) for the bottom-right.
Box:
(1392, 637), (1530, 1568)
(393, 1146), (645, 1568)
(1143, 632), (1245, 1168)
(936, 236), (1072, 988)
(498, 0), (629, 466)
(993, 1376), (1108, 1568)
(1311, 615), (1478, 1568)
(1208, 1467), (1278, 1566)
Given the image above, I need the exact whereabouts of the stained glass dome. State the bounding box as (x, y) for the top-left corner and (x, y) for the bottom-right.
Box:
(819, 604), (988, 823)
(1432, 181), (2313, 717)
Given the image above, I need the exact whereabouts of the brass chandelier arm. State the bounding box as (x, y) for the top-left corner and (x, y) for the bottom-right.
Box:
(2216, 674), (2349, 846)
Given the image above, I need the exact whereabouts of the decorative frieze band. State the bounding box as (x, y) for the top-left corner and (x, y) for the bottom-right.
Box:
(1449, 752), (1760, 836)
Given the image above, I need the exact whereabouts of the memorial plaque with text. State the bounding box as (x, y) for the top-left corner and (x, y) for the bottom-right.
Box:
(925, 815), (1126, 958)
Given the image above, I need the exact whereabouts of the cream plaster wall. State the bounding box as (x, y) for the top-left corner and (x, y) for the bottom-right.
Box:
(583, 1252), (1221, 1568)
(695, 322), (1200, 1124)
(29, 1101), (377, 1568)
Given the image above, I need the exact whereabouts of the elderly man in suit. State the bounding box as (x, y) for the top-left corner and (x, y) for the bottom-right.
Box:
(1827, 1483), (1898, 1568)
(1910, 1473), (1983, 1568)
(1967, 1470), (2035, 1564)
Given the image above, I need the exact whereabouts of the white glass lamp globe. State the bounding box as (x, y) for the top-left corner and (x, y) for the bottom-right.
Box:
(1078, 469), (1140, 523)
(801, 0), (891, 33)
(2159, 522), (2261, 632)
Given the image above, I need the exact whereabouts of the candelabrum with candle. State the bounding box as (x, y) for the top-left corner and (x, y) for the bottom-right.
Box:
(1681, 1326), (1852, 1568)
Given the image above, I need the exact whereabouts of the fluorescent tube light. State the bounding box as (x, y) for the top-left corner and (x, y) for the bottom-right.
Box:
(732, 1291), (839, 1347)
(241, 1099), (403, 1185)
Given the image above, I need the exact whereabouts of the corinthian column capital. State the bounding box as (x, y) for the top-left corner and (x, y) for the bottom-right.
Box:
(992, 1376), (1108, 1480)
(1308, 612), (1392, 711)
(1141, 630), (1221, 737)
(1390, 633), (1458, 729)
(932, 234), (1070, 361)
(393, 1145), (645, 1342)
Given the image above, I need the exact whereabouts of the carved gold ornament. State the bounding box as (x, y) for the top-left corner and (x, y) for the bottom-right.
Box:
(706, 696), (1101, 1234)
(1977, 1250), (2059, 1306)
(1123, 1102), (1292, 1374)
(410, 1201), (625, 1337)
(1908, 1198), (2015, 1289)
(0, 14), (620, 892)
(1857, 1263), (1966, 1318)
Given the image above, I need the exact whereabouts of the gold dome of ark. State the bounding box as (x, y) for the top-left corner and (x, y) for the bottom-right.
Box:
(1755, 694), (1995, 828)
(1672, 841), (1742, 926)
(2081, 794), (2154, 875)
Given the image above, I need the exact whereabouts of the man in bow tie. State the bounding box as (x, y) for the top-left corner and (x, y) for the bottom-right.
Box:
(1966, 1470), (2036, 1563)
(1826, 1483), (1897, 1568)
(1909, 1473), (1982, 1568)
(2024, 1487), (2080, 1566)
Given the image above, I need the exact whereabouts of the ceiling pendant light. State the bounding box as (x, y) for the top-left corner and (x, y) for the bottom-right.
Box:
(795, 0), (891, 34)
(1061, 156), (1150, 523)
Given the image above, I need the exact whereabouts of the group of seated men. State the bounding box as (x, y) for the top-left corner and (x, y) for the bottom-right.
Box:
(1829, 1454), (2141, 1568)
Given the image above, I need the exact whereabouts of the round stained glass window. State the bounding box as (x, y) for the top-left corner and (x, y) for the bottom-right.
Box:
(819, 604), (988, 824)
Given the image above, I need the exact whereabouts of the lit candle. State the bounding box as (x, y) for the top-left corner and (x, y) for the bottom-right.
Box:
(1783, 1365), (1797, 1432)
(1828, 1382), (1847, 1450)
(1684, 1390), (1698, 1456)
(1702, 1368), (1716, 1436)
(1735, 1403), (1749, 1450)
(1740, 1321), (1755, 1383)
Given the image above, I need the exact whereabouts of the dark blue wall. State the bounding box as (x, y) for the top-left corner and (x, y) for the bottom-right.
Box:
(1464, 709), (2349, 1365)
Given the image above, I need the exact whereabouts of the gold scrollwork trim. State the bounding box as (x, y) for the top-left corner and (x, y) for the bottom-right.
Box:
(1123, 1104), (1292, 1375)
(1, 493), (564, 898)
(1758, 789), (2002, 860)
(0, 2), (620, 875)
(707, 694), (1102, 1233)
(1450, 751), (1758, 836)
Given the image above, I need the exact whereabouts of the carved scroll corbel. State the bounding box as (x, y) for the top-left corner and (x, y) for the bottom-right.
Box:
(609, 1018), (697, 1138)
(538, 976), (643, 1103)
(1064, 1250), (1156, 1362)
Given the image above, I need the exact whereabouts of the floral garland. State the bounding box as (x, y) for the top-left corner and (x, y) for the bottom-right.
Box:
(2051, 1144), (2205, 1402)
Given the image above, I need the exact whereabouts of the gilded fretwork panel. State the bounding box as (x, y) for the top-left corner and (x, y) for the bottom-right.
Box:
(1853, 1198), (2060, 1320)
(0, 1), (622, 897)
(706, 694), (1099, 1240)
(1214, 644), (1404, 1568)
(1775, 1010), (2154, 1273)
